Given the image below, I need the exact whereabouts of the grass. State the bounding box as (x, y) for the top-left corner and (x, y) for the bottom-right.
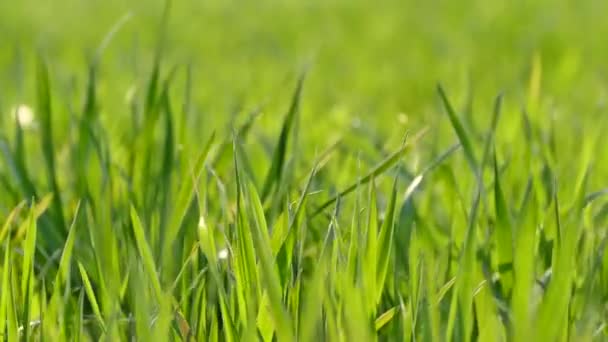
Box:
(1, 0), (608, 340)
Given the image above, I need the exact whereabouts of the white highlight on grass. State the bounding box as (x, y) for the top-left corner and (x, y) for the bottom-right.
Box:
(198, 216), (207, 230)
(404, 175), (423, 199)
(125, 85), (137, 104)
(12, 104), (35, 128)
(217, 248), (229, 260)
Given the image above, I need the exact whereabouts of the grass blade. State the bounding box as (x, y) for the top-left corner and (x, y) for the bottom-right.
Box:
(162, 132), (216, 269)
(494, 152), (513, 292)
(36, 57), (66, 233)
(376, 176), (398, 304)
(454, 189), (481, 341)
(261, 72), (306, 200)
(511, 182), (537, 341)
(0, 239), (12, 338)
(311, 128), (428, 217)
(245, 178), (294, 340)
(437, 84), (478, 173)
(130, 206), (163, 302)
(375, 306), (399, 331)
(54, 201), (81, 294)
(0, 201), (26, 244)
(364, 178), (378, 312)
(298, 253), (328, 341)
(77, 262), (105, 332)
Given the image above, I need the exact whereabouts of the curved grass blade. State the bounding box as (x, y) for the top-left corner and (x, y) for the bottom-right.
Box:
(261, 72), (306, 200)
(93, 12), (133, 64)
(534, 189), (580, 341)
(480, 94), (503, 168)
(0, 201), (26, 244)
(437, 84), (478, 174)
(54, 201), (81, 295)
(77, 262), (106, 332)
(583, 188), (608, 209)
(130, 206), (163, 302)
(375, 306), (399, 331)
(311, 128), (428, 217)
(246, 178), (294, 340)
(275, 164), (316, 287)
(232, 140), (260, 328)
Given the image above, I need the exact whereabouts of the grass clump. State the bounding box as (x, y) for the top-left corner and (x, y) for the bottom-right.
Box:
(1, 1), (608, 341)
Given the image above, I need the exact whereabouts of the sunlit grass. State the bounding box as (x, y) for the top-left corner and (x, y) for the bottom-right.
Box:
(1, 1), (608, 341)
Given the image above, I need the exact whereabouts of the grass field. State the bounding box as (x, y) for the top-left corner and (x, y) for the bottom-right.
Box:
(1, 0), (608, 340)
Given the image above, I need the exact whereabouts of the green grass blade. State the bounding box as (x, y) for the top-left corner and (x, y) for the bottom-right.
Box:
(364, 178), (378, 312)
(196, 212), (237, 342)
(375, 306), (399, 331)
(7, 267), (18, 342)
(437, 84), (478, 173)
(312, 128), (428, 217)
(376, 176), (398, 304)
(245, 178), (294, 340)
(0, 201), (25, 244)
(163, 132), (215, 269)
(10, 117), (38, 199)
(36, 57), (66, 233)
(346, 182), (361, 284)
(511, 182), (537, 341)
(0, 239), (11, 338)
(534, 191), (580, 341)
(77, 262), (106, 332)
(275, 164), (316, 286)
(21, 212), (36, 342)
(480, 94), (503, 168)
(494, 152), (513, 292)
(298, 253), (328, 341)
(54, 201), (81, 294)
(261, 72), (306, 200)
(455, 189), (481, 342)
(232, 142), (260, 328)
(75, 288), (84, 342)
(21, 209), (37, 301)
(130, 205), (163, 302)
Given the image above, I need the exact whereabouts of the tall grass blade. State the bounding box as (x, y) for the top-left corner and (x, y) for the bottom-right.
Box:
(376, 176), (398, 304)
(130, 206), (163, 302)
(245, 178), (294, 340)
(77, 262), (105, 332)
(0, 239), (12, 339)
(36, 57), (66, 233)
(261, 72), (306, 200)
(494, 153), (513, 292)
(437, 84), (478, 173)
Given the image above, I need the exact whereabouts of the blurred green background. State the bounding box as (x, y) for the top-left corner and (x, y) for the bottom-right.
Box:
(1, 0), (607, 196)
(2, 0), (606, 127)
